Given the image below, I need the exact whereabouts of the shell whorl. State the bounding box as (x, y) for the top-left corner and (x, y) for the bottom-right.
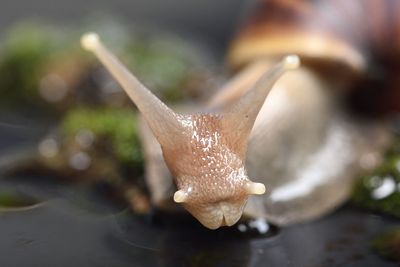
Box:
(229, 0), (400, 69)
(229, 0), (400, 112)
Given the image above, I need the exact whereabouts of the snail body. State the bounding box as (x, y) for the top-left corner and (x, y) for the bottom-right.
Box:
(81, 0), (396, 229)
(81, 33), (300, 229)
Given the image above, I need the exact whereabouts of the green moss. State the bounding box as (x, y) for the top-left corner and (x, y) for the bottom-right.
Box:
(0, 18), (210, 113)
(61, 108), (143, 168)
(371, 229), (400, 261)
(352, 137), (400, 218)
(0, 23), (63, 105)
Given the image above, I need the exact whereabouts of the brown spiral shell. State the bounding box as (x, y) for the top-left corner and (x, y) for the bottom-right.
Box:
(228, 0), (400, 113)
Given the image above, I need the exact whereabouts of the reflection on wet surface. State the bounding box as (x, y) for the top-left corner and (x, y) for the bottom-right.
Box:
(114, 210), (278, 267)
(0, 190), (40, 211)
(0, 175), (399, 267)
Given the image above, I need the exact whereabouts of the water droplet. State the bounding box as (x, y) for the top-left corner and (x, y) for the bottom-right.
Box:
(75, 129), (95, 148)
(248, 218), (269, 234)
(38, 138), (59, 158)
(39, 73), (68, 102)
(237, 224), (247, 232)
(371, 176), (396, 200)
(69, 152), (91, 170)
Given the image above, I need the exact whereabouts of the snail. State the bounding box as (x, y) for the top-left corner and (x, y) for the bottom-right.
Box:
(80, 0), (396, 229)
(81, 33), (299, 229)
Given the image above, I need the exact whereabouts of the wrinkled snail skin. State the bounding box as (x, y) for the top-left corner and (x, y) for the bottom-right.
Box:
(81, 33), (299, 229)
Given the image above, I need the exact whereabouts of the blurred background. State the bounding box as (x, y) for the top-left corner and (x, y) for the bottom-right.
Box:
(0, 0), (257, 52)
(0, 1), (399, 266)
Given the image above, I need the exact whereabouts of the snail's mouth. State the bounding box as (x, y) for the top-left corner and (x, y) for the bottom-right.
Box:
(219, 202), (242, 227)
(190, 201), (244, 230)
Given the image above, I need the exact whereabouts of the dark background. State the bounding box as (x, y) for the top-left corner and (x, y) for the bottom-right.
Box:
(0, 0), (257, 52)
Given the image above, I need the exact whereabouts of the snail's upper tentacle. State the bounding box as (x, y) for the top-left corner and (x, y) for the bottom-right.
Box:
(221, 55), (300, 151)
(81, 33), (187, 147)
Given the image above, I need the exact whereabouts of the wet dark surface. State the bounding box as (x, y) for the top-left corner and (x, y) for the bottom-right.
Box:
(0, 174), (399, 267)
(0, 117), (400, 267)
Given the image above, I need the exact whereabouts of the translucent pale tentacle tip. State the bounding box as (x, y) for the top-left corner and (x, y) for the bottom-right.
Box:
(283, 55), (300, 70)
(81, 32), (100, 51)
(173, 190), (187, 203)
(247, 182), (266, 195)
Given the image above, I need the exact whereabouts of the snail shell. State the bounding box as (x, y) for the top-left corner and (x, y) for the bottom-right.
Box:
(230, 0), (400, 113)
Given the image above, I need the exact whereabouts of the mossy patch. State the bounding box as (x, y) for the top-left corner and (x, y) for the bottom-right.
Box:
(352, 137), (400, 218)
(61, 107), (143, 168)
(371, 228), (400, 261)
(0, 19), (210, 112)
